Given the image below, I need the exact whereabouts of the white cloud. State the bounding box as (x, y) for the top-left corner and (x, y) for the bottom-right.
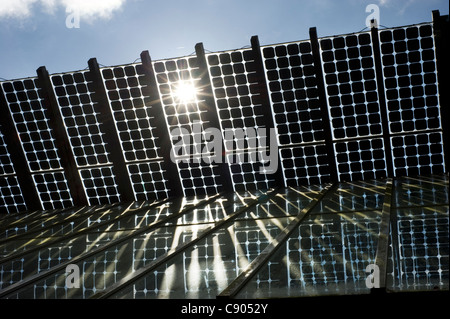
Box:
(62, 0), (126, 20)
(0, 0), (126, 20)
(0, 0), (38, 18)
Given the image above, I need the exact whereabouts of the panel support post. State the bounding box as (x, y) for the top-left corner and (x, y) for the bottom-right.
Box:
(309, 28), (339, 182)
(88, 58), (135, 202)
(370, 23), (394, 178)
(195, 43), (234, 194)
(140, 50), (184, 198)
(36, 66), (88, 206)
(250, 35), (285, 188)
(0, 86), (42, 211)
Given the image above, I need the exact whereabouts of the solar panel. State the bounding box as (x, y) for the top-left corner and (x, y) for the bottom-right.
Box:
(1, 79), (62, 172)
(0, 175), (27, 214)
(50, 71), (121, 205)
(0, 79), (73, 210)
(380, 24), (442, 134)
(0, 128), (26, 213)
(261, 41), (331, 186)
(206, 49), (276, 191)
(388, 207), (449, 290)
(153, 57), (223, 197)
(32, 172), (73, 209)
(334, 138), (387, 181)
(79, 167), (120, 205)
(101, 64), (160, 162)
(320, 33), (383, 140)
(0, 18), (448, 214)
(101, 64), (170, 201)
(51, 72), (111, 167)
(379, 23), (446, 176)
(391, 132), (445, 176)
(0, 128), (17, 176)
(236, 211), (381, 298)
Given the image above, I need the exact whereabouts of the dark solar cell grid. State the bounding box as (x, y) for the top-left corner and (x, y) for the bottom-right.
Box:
(207, 49), (276, 190)
(0, 130), (14, 176)
(79, 167), (121, 205)
(127, 162), (170, 201)
(262, 41), (325, 144)
(320, 33), (383, 140)
(226, 149), (275, 192)
(176, 160), (222, 196)
(334, 138), (387, 181)
(101, 64), (161, 162)
(0, 176), (27, 214)
(207, 50), (266, 135)
(1, 79), (62, 172)
(153, 57), (223, 196)
(32, 172), (73, 210)
(391, 132), (445, 176)
(51, 71), (111, 167)
(380, 24), (442, 134)
(279, 145), (330, 186)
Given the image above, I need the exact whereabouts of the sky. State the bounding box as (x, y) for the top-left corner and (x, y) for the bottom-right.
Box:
(0, 0), (448, 80)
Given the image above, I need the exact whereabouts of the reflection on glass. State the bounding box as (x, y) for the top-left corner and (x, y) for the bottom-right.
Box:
(394, 175), (449, 208)
(311, 180), (386, 214)
(387, 206), (449, 291)
(236, 212), (381, 298)
(111, 217), (294, 299)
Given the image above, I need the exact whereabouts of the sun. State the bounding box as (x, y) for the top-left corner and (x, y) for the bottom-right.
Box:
(173, 81), (198, 104)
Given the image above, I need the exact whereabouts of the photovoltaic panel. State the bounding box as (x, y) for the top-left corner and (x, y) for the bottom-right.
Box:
(389, 207), (449, 290)
(153, 57), (223, 197)
(334, 138), (387, 181)
(0, 79), (74, 211)
(79, 167), (120, 206)
(1, 79), (62, 172)
(32, 172), (73, 210)
(262, 41), (324, 144)
(279, 144), (329, 186)
(391, 132), (445, 176)
(0, 175), (27, 214)
(127, 162), (169, 200)
(101, 64), (170, 201)
(236, 212), (381, 298)
(319, 33), (383, 140)
(379, 23), (442, 134)
(0, 127), (27, 214)
(261, 41), (331, 186)
(51, 71), (111, 167)
(51, 71), (121, 205)
(206, 49), (276, 191)
(0, 130), (15, 176)
(101, 64), (161, 162)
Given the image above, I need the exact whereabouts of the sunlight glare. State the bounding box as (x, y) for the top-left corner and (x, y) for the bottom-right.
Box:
(173, 81), (198, 104)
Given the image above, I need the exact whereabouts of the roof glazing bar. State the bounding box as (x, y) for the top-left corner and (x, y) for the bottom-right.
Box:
(0, 194), (219, 298)
(371, 178), (393, 293)
(90, 188), (281, 299)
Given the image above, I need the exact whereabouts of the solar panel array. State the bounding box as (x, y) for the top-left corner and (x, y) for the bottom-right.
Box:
(0, 19), (448, 214)
(1, 78), (73, 211)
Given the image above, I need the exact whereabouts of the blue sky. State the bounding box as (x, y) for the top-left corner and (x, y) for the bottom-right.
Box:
(0, 0), (448, 80)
